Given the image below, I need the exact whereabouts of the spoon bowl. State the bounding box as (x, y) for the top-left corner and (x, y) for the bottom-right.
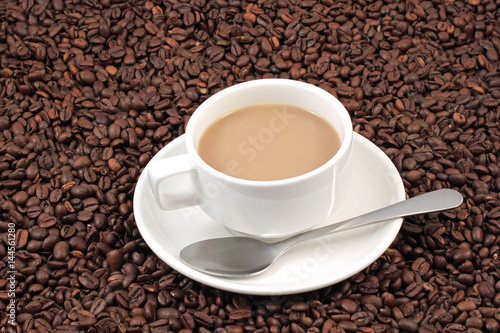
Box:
(180, 189), (463, 277)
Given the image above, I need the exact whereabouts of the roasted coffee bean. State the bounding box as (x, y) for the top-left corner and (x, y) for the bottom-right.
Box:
(129, 285), (146, 308)
(53, 241), (69, 260)
(107, 249), (124, 272)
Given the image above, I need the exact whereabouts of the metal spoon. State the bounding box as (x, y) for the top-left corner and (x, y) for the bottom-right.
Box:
(180, 189), (463, 277)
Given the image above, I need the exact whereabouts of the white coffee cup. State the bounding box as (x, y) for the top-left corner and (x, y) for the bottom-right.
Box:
(148, 79), (353, 239)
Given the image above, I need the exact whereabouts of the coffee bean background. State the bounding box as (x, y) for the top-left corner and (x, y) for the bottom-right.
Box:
(1, 0), (499, 332)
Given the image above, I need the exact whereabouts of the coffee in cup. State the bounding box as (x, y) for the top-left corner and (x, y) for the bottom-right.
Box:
(197, 104), (342, 181)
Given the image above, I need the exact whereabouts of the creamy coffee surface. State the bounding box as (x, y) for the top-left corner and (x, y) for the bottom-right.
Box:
(197, 104), (341, 181)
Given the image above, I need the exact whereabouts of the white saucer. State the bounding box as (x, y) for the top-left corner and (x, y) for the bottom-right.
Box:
(134, 133), (405, 295)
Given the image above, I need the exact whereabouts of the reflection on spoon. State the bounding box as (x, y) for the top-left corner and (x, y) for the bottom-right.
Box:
(180, 189), (463, 277)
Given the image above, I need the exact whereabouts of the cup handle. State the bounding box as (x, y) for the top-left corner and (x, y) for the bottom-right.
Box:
(147, 154), (198, 210)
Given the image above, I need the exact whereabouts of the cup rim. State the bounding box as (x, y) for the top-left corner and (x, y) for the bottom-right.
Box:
(184, 78), (353, 187)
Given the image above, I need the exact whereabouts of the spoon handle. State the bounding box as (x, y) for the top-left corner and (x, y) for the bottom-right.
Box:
(280, 189), (463, 248)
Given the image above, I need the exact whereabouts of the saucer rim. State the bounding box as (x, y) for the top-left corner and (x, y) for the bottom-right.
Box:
(133, 133), (405, 295)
